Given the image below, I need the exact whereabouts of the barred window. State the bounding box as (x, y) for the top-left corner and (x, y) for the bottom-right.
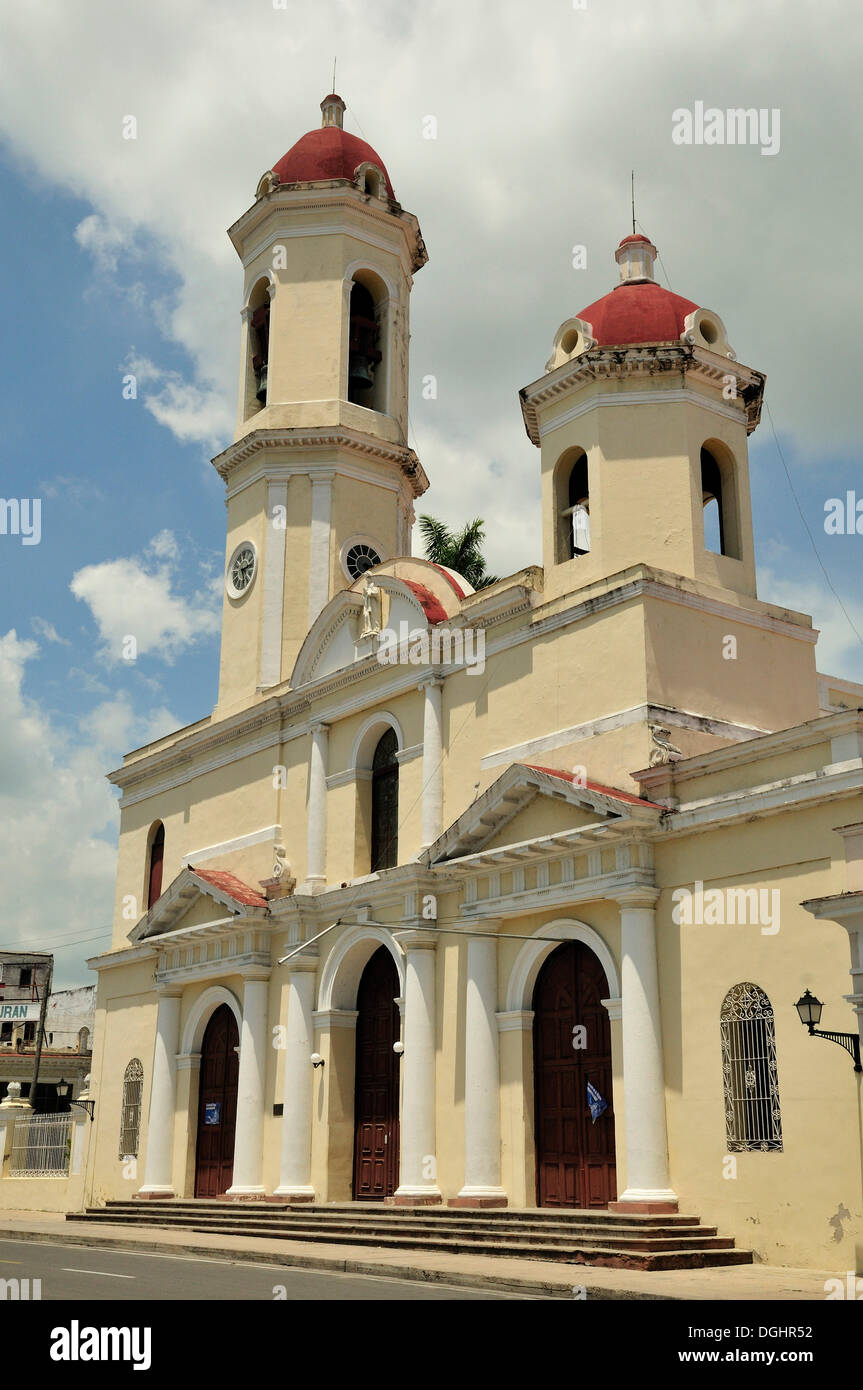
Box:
(119, 1058), (144, 1159)
(720, 983), (783, 1151)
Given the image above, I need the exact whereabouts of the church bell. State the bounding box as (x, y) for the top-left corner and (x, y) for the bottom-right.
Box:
(348, 284), (382, 398)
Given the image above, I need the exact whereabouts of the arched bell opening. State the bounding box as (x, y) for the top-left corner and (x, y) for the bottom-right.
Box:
(553, 447), (591, 563)
(244, 277), (272, 418)
(347, 270), (388, 414)
(701, 441), (742, 560)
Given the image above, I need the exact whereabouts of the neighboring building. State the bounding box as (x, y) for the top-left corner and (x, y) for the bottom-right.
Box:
(83, 95), (863, 1270)
(0, 952), (94, 1110)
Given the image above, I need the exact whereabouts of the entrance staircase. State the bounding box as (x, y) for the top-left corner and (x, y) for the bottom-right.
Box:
(70, 1200), (752, 1272)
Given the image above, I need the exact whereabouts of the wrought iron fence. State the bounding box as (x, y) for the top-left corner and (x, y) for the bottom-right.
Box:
(10, 1112), (73, 1177)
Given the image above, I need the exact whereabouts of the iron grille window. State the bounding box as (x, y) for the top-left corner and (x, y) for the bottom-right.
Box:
(720, 982), (783, 1151)
(119, 1058), (144, 1159)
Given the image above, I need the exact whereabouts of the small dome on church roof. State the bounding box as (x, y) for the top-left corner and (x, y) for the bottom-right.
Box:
(272, 94), (394, 197)
(577, 234), (698, 348)
(579, 281), (699, 348)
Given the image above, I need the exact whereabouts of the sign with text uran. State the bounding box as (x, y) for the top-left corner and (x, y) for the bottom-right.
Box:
(0, 1002), (41, 1022)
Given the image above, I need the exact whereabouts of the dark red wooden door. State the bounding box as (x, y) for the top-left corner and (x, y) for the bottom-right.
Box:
(533, 942), (616, 1208)
(353, 947), (400, 1199)
(194, 1005), (239, 1198)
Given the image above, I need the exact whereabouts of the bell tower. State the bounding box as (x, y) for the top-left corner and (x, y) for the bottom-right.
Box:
(212, 95), (429, 716)
(520, 234), (765, 606)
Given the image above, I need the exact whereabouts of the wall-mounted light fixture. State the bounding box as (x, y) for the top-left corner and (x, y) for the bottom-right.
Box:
(794, 989), (862, 1072)
(311, 1053), (325, 1069)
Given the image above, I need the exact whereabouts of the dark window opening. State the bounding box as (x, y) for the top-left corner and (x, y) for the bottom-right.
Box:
(566, 456), (591, 557)
(348, 282), (382, 405)
(371, 729), (399, 872)
(18, 967), (32, 988)
(251, 302), (270, 404)
(701, 448), (726, 555)
(147, 823), (165, 909)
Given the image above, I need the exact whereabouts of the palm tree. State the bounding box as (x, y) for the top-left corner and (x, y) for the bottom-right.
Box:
(417, 515), (499, 590)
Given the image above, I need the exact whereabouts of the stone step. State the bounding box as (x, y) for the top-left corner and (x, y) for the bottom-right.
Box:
(76, 1209), (733, 1252)
(73, 1205), (752, 1270)
(99, 1199), (704, 1228)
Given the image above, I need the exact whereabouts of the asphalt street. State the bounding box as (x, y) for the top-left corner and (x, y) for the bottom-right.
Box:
(0, 1238), (540, 1300)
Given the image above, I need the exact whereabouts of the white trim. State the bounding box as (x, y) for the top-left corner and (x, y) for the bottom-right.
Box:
(316, 926), (405, 1012)
(481, 703), (766, 770)
(181, 825), (282, 868)
(539, 386), (746, 439)
(259, 483), (287, 687)
(180, 985), (243, 1056)
(308, 474), (333, 626)
(349, 710), (405, 770)
(496, 1010), (534, 1033)
(313, 1009), (359, 1030)
(242, 222), (413, 281)
(343, 258), (399, 304)
(505, 918), (620, 1013)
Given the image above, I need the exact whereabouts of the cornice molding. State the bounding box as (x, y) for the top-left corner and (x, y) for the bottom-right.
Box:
(519, 342), (765, 445)
(211, 426), (428, 498)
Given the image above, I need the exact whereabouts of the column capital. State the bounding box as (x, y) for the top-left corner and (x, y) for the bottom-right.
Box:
(310, 720), (330, 736)
(457, 917), (502, 936)
(612, 886), (660, 909)
(282, 951), (319, 975)
(175, 1053), (202, 1073)
(418, 674), (444, 693)
(393, 927), (439, 951)
(154, 984), (184, 1000)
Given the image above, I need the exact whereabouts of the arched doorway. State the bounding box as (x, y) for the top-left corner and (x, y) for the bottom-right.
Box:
(533, 941), (616, 1208)
(194, 1004), (239, 1198)
(353, 947), (400, 1199)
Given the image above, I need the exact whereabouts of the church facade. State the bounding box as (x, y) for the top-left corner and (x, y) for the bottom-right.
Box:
(84, 95), (863, 1271)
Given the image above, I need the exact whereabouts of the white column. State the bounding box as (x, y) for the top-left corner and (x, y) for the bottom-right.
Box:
(227, 972), (270, 1196)
(138, 988), (182, 1197)
(393, 930), (441, 1204)
(258, 480), (288, 689)
(274, 959), (317, 1198)
(613, 890), (677, 1210)
(308, 472), (333, 626)
(420, 677), (444, 849)
(456, 923), (506, 1206)
(305, 722), (329, 893)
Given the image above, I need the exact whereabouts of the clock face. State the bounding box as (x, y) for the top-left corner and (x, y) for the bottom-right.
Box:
(228, 544), (256, 596)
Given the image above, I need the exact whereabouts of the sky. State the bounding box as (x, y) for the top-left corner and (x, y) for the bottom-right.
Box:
(1, 0), (862, 985)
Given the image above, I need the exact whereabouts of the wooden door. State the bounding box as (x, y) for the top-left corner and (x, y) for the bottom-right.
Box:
(353, 948), (400, 1199)
(533, 942), (616, 1208)
(194, 1004), (239, 1198)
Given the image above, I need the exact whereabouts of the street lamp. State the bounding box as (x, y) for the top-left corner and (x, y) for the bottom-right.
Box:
(56, 1078), (95, 1120)
(794, 990), (862, 1072)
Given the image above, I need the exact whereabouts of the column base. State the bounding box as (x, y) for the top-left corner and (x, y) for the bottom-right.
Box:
(224, 1186), (268, 1200)
(449, 1187), (508, 1209)
(609, 1187), (678, 1215)
(271, 1186), (316, 1202)
(134, 1187), (175, 1200)
(302, 876), (327, 895)
(392, 1186), (442, 1206)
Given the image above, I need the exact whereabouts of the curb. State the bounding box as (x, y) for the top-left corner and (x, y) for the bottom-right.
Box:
(0, 1224), (668, 1300)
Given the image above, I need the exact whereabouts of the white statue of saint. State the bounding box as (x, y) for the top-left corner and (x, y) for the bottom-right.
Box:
(360, 575), (382, 638)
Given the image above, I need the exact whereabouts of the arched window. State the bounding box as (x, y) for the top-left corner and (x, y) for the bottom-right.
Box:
(119, 1058), (144, 1159)
(720, 983), (783, 1151)
(147, 822), (165, 910)
(701, 447), (725, 554)
(348, 280), (382, 407)
(371, 728), (399, 872)
(244, 279), (272, 417)
(554, 448), (590, 562)
(701, 443), (741, 559)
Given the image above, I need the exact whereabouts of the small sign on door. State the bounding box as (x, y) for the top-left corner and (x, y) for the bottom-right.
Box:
(204, 1102), (221, 1125)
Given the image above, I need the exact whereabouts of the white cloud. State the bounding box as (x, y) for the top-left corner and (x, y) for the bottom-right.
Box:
(31, 617), (71, 646)
(123, 351), (233, 449)
(0, 631), (180, 985)
(758, 562), (863, 684)
(69, 531), (221, 664)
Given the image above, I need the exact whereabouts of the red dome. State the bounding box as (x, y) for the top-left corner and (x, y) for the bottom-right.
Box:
(579, 281), (698, 348)
(272, 126), (394, 198)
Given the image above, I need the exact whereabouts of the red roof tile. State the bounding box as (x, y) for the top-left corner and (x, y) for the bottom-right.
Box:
(189, 868), (269, 909)
(525, 764), (663, 809)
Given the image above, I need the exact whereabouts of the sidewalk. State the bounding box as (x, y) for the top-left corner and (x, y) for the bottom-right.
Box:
(0, 1209), (837, 1300)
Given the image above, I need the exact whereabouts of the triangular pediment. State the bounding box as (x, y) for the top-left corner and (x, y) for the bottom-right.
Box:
(129, 866), (269, 943)
(426, 764), (660, 864)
